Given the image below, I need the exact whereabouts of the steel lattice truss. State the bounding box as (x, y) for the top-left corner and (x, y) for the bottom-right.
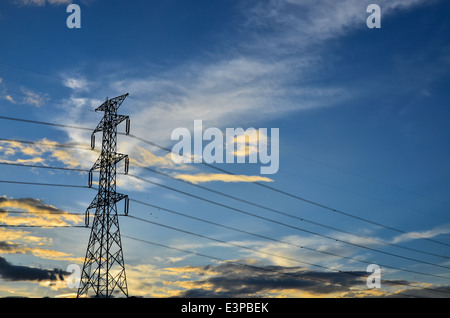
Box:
(78, 93), (130, 298)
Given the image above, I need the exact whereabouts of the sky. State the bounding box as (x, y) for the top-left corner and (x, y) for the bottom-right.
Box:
(0, 0), (450, 298)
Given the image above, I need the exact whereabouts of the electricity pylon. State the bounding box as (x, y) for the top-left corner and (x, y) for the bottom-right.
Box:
(77, 93), (131, 298)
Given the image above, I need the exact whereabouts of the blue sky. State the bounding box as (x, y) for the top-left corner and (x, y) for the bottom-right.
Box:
(0, 0), (450, 298)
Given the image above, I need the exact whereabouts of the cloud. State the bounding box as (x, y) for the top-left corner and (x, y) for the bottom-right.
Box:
(0, 197), (84, 264)
(30, 248), (84, 263)
(0, 228), (49, 244)
(124, 264), (185, 298)
(173, 173), (274, 184)
(107, 57), (338, 144)
(168, 261), (369, 298)
(0, 138), (95, 169)
(63, 77), (89, 91)
(14, 0), (73, 6)
(20, 87), (49, 107)
(243, 0), (432, 49)
(226, 128), (267, 159)
(383, 285), (450, 298)
(0, 241), (23, 253)
(16, 0), (435, 196)
(0, 135), (161, 193)
(163, 261), (450, 298)
(5, 95), (16, 103)
(219, 234), (363, 270)
(130, 146), (187, 170)
(54, 0), (435, 167)
(0, 196), (83, 227)
(0, 256), (67, 282)
(0, 239), (83, 263)
(390, 223), (450, 244)
(122, 259), (370, 298)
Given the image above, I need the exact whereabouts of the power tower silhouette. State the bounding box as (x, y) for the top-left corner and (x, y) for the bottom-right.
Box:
(77, 93), (131, 298)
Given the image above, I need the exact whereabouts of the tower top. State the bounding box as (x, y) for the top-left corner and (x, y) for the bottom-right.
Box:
(95, 93), (129, 112)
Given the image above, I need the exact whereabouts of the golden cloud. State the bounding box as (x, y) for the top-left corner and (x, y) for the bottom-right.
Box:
(229, 129), (263, 158)
(0, 196), (83, 227)
(0, 138), (95, 169)
(0, 241), (83, 263)
(130, 145), (189, 170)
(31, 248), (84, 263)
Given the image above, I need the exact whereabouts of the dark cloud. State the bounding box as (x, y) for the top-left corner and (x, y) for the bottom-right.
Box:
(0, 256), (67, 282)
(0, 197), (64, 213)
(374, 285), (450, 298)
(0, 241), (23, 253)
(172, 262), (450, 298)
(174, 262), (368, 298)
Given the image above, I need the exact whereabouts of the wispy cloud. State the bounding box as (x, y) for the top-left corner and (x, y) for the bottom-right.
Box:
(0, 138), (96, 168)
(57, 0), (434, 154)
(390, 223), (450, 244)
(14, 0), (73, 6)
(63, 77), (89, 91)
(5, 95), (16, 103)
(50, 0), (436, 189)
(20, 87), (49, 107)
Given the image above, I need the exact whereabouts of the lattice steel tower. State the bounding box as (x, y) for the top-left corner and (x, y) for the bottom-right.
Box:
(77, 93), (131, 298)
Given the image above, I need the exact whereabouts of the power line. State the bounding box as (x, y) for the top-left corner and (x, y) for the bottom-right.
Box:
(0, 210), (84, 216)
(120, 234), (378, 296)
(0, 210), (127, 218)
(0, 115), (92, 131)
(0, 61), (59, 80)
(124, 216), (450, 295)
(280, 147), (450, 207)
(2, 158), (449, 271)
(0, 180), (91, 189)
(1, 108), (446, 209)
(0, 224), (88, 228)
(2, 159), (449, 262)
(127, 173), (450, 272)
(123, 235), (449, 298)
(0, 138), (96, 152)
(4, 160), (449, 264)
(126, 134), (450, 249)
(0, 61), (446, 295)
(137, 166), (450, 260)
(129, 198), (450, 281)
(278, 169), (449, 222)
(3, 58), (442, 211)
(126, 214), (341, 273)
(3, 158), (450, 279)
(1, 116), (449, 265)
(0, 114), (447, 247)
(0, 162), (89, 173)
